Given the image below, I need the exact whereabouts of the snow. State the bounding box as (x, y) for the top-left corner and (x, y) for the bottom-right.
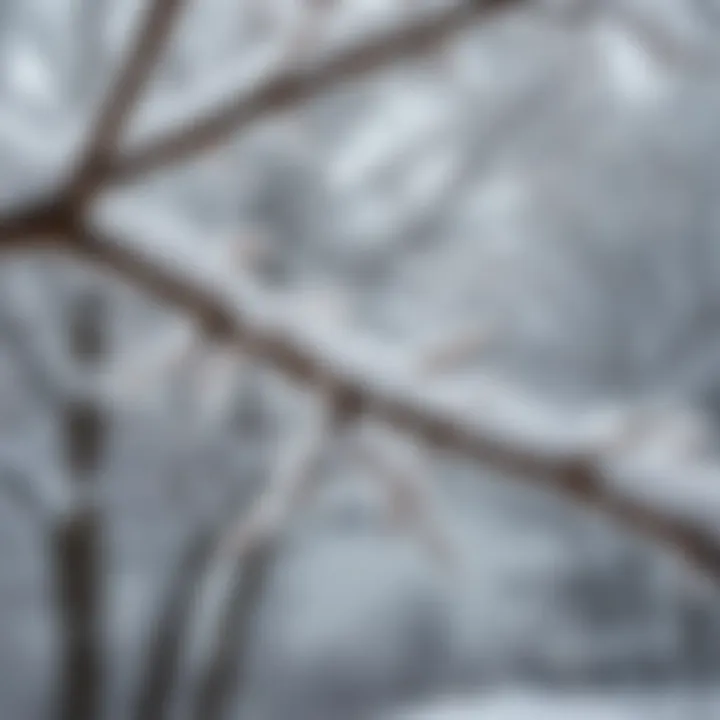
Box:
(387, 689), (720, 719)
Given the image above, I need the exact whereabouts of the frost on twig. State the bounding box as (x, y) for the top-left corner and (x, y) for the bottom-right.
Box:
(217, 392), (341, 558)
(591, 400), (720, 537)
(355, 424), (456, 566)
(130, 391), (343, 720)
(184, 391), (346, 720)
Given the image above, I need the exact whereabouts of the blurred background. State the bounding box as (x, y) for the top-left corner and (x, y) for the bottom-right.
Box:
(2, 0), (720, 718)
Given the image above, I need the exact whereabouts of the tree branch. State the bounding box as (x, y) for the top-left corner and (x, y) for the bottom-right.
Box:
(71, 225), (720, 582)
(131, 388), (342, 720)
(0, 0), (525, 240)
(74, 0), (187, 187)
(108, 0), (526, 184)
(189, 393), (341, 720)
(0, 194), (73, 250)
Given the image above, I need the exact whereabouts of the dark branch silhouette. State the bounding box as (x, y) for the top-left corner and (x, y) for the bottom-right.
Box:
(74, 0), (187, 189)
(108, 0), (526, 184)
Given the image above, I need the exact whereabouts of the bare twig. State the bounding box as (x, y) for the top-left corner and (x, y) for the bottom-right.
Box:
(108, 0), (527, 183)
(0, 194), (72, 249)
(74, 0), (187, 188)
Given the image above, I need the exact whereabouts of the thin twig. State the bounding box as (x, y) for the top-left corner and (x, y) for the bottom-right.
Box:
(74, 0), (187, 186)
(131, 396), (337, 720)
(188, 394), (342, 720)
(355, 429), (455, 566)
(131, 522), (222, 720)
(217, 391), (342, 560)
(0, 0), (526, 232)
(108, 0), (527, 183)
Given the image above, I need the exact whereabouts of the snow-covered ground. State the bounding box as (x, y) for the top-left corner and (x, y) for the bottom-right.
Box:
(386, 688), (720, 719)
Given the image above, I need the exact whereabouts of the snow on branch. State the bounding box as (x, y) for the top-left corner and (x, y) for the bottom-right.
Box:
(354, 425), (456, 566)
(74, 0), (187, 185)
(218, 392), (341, 558)
(132, 399), (338, 720)
(185, 393), (345, 720)
(0, 0), (527, 237)
(66, 221), (720, 583)
(0, 0), (717, 590)
(108, 0), (528, 184)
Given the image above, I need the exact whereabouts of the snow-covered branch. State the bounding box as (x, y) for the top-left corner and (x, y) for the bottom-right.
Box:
(355, 426), (455, 565)
(108, 0), (527, 184)
(67, 222), (720, 583)
(74, 0), (187, 186)
(186, 392), (343, 720)
(0, 0), (717, 591)
(131, 395), (341, 720)
(0, 0), (526, 239)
